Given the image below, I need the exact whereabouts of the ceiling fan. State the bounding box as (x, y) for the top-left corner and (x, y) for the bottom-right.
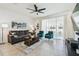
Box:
(26, 4), (46, 15)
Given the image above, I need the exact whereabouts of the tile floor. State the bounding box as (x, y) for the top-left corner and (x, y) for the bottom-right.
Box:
(0, 39), (68, 56)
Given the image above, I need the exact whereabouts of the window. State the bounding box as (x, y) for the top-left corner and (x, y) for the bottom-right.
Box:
(41, 16), (64, 39)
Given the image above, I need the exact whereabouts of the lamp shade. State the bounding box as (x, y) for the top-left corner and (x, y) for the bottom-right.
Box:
(2, 24), (8, 28)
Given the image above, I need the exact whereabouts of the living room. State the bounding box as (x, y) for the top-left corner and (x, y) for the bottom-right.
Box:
(0, 3), (79, 56)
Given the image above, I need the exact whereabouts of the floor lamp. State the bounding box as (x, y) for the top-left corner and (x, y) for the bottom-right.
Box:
(0, 24), (8, 45)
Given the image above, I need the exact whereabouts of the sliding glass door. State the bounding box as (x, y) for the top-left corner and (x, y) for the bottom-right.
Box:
(41, 16), (64, 39)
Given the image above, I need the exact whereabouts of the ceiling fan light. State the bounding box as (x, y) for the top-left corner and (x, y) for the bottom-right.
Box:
(36, 13), (38, 15)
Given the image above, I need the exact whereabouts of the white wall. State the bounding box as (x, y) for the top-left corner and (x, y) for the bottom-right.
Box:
(0, 8), (35, 43)
(64, 14), (75, 40)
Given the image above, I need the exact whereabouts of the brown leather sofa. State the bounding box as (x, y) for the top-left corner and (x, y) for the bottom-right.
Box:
(24, 31), (39, 46)
(8, 30), (29, 44)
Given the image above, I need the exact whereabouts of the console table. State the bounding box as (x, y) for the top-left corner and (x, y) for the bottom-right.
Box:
(70, 40), (79, 55)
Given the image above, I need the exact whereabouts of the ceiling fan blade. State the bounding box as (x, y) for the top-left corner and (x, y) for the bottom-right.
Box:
(38, 11), (44, 13)
(30, 11), (35, 13)
(34, 4), (38, 11)
(38, 8), (46, 12)
(26, 8), (35, 11)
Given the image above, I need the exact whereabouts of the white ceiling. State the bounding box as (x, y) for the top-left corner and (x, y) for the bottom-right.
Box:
(0, 3), (76, 18)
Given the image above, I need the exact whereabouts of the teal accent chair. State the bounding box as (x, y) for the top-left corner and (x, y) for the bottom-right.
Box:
(45, 31), (53, 39)
(37, 31), (44, 38)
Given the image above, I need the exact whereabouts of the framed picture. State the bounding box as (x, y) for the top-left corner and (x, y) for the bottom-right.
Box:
(11, 21), (27, 29)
